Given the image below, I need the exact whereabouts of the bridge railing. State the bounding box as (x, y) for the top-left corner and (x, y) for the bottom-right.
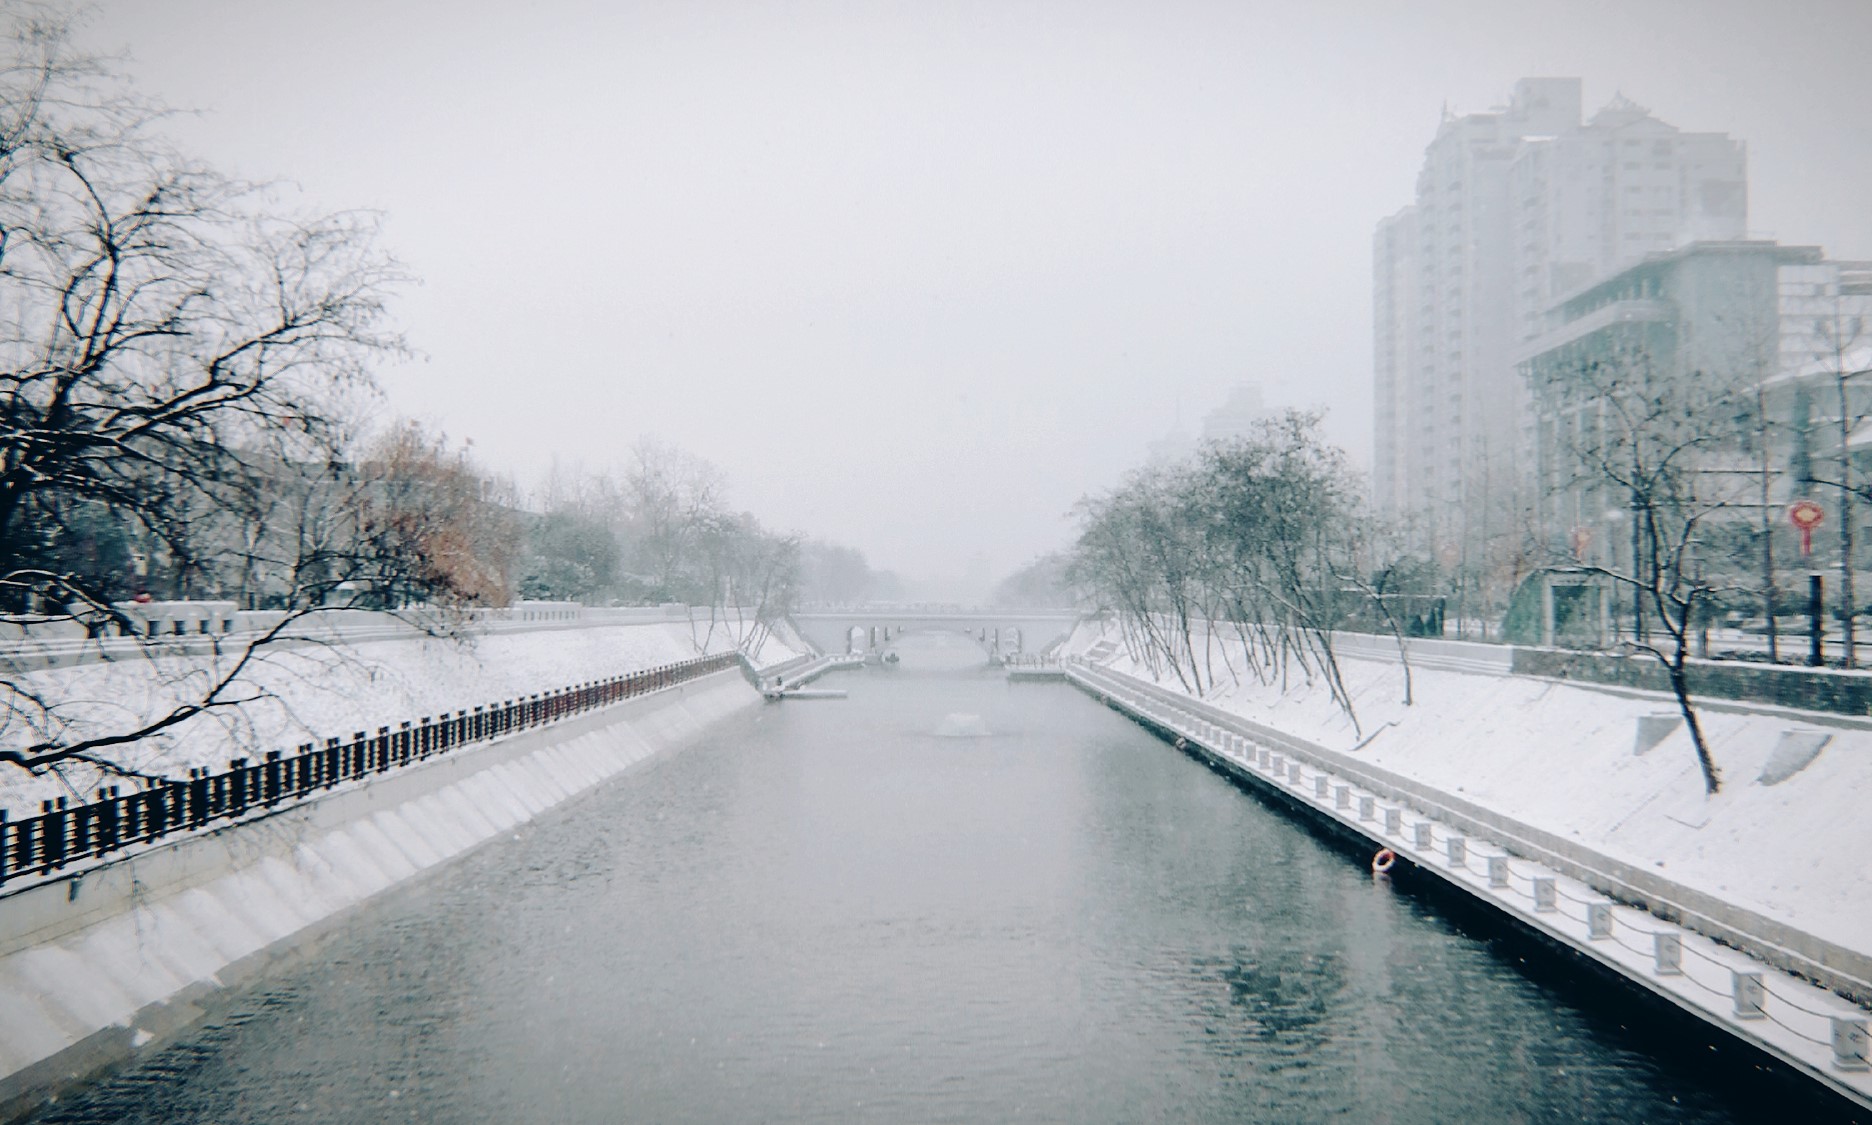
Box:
(0, 651), (740, 893)
(1002, 653), (1067, 667)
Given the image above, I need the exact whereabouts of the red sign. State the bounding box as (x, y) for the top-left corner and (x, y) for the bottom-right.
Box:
(1789, 500), (1826, 557)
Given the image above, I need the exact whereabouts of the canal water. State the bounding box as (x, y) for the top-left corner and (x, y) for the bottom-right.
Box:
(35, 633), (1823, 1123)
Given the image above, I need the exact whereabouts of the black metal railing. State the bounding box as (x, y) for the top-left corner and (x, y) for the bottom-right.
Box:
(0, 651), (740, 891)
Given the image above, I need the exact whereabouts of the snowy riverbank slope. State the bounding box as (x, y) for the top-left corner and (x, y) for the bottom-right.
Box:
(1061, 618), (1872, 965)
(0, 670), (761, 1117)
(2, 619), (806, 812)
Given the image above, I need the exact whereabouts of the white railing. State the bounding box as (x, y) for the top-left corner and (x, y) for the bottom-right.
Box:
(0, 602), (765, 672)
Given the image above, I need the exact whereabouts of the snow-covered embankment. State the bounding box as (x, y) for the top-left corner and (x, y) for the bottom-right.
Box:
(0, 620), (804, 1118)
(1063, 618), (1872, 976)
(1061, 617), (1872, 1105)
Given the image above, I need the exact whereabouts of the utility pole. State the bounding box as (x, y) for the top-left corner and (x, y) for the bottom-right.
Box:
(1839, 365), (1856, 668)
(1830, 311), (1865, 669)
(1759, 382), (1779, 662)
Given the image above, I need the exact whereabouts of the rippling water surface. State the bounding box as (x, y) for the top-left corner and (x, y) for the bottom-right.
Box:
(37, 633), (1818, 1123)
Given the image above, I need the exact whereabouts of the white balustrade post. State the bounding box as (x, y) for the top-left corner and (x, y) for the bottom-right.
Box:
(1384, 807), (1402, 835)
(1654, 933), (1682, 976)
(1487, 856), (1508, 888)
(1732, 972), (1765, 1020)
(1446, 836), (1466, 868)
(1832, 1019), (1870, 1071)
(1533, 878), (1556, 913)
(1413, 822), (1432, 850)
(1588, 903), (1612, 940)
(1358, 795), (1374, 821)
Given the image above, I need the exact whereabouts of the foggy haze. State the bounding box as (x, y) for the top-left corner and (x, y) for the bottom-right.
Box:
(87, 0), (1872, 590)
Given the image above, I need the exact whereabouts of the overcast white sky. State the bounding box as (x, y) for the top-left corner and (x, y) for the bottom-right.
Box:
(88, 0), (1872, 586)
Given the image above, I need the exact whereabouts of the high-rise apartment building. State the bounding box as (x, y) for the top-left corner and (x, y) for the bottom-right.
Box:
(1373, 80), (1748, 556)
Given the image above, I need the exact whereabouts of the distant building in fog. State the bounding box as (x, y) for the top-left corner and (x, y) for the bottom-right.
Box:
(1144, 422), (1195, 467)
(1373, 79), (1748, 556)
(1521, 241), (1872, 568)
(1142, 383), (1285, 466)
(1200, 383), (1278, 443)
(1779, 257), (1872, 375)
(1520, 240), (1807, 550)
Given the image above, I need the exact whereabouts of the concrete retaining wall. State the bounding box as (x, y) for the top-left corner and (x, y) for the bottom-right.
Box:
(1329, 627), (1872, 719)
(1511, 646), (1872, 718)
(0, 668), (757, 1121)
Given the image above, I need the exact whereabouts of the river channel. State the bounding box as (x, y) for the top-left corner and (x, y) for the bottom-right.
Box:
(35, 632), (1831, 1123)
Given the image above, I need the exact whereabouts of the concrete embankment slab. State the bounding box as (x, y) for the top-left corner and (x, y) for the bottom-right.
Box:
(0, 669), (756, 1121)
(1069, 662), (1872, 1114)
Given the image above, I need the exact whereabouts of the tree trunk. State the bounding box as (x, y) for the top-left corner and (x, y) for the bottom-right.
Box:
(1666, 659), (1722, 795)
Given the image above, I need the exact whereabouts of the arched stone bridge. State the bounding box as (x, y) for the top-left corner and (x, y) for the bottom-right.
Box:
(791, 609), (1080, 656)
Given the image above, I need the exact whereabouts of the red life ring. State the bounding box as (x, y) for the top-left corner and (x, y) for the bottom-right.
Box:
(1371, 848), (1397, 875)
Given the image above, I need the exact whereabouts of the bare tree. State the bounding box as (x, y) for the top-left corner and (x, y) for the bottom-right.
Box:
(352, 422), (518, 610)
(0, 17), (404, 590)
(624, 438), (725, 599)
(1536, 340), (1756, 794)
(1338, 518), (1437, 707)
(799, 539), (889, 606)
(1196, 414), (1363, 720)
(991, 552), (1073, 609)
(1067, 412), (1367, 724)
(1067, 464), (1211, 695)
(0, 11), (503, 780)
(689, 509), (799, 654)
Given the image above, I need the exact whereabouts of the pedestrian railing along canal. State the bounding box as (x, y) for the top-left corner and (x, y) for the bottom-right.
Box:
(0, 651), (741, 892)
